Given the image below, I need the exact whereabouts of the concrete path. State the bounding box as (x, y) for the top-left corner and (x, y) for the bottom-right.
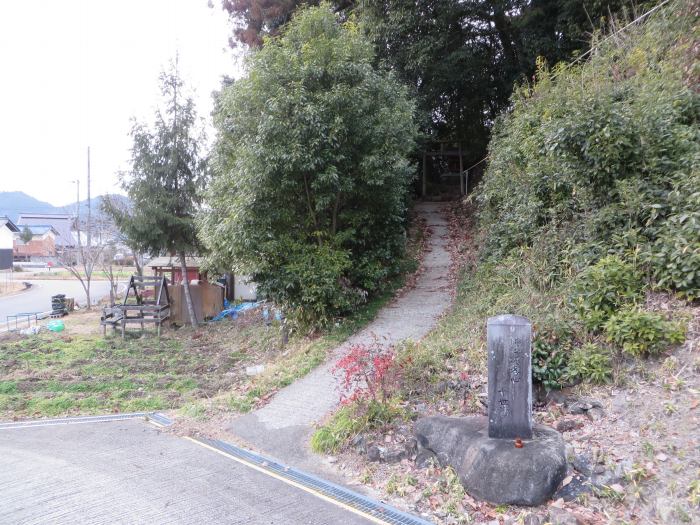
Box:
(228, 202), (452, 472)
(0, 417), (374, 524)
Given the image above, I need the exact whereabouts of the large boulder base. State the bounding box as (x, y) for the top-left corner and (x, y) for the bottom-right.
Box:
(415, 415), (567, 506)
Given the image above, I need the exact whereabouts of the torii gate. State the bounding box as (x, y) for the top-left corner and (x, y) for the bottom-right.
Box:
(422, 141), (468, 197)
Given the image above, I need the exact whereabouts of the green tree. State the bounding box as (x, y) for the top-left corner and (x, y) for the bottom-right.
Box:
(359, 0), (630, 159)
(200, 3), (417, 327)
(219, 1), (631, 162)
(114, 62), (206, 327)
(19, 226), (33, 244)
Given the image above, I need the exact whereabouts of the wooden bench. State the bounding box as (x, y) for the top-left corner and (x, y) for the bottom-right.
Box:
(100, 306), (124, 335)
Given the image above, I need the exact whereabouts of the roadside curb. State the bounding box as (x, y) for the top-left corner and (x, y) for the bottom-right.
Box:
(0, 411), (156, 430)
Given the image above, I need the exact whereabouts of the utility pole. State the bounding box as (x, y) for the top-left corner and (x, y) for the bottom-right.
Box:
(87, 147), (91, 253)
(73, 178), (80, 265)
(86, 146), (92, 308)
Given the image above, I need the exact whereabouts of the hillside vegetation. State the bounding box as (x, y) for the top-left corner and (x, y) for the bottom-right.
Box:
(316, 0), (699, 455)
(467, 0), (698, 386)
(387, 1), (699, 397)
(311, 4), (699, 522)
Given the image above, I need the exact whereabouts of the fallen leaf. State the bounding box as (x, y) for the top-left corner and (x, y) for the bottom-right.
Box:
(562, 475), (573, 487)
(463, 494), (478, 509)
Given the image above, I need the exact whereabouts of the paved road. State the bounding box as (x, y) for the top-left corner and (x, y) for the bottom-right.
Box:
(0, 279), (114, 325)
(229, 202), (453, 474)
(0, 417), (372, 524)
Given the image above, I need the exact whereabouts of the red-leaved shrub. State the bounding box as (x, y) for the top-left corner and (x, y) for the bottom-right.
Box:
(333, 341), (401, 405)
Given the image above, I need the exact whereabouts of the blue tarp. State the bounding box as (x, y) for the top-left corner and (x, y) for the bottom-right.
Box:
(212, 301), (261, 321)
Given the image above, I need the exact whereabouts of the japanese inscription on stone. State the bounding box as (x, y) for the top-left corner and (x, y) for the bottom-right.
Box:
(487, 314), (533, 439)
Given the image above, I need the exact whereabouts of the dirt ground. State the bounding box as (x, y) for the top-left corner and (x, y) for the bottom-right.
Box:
(0, 281), (26, 298)
(0, 307), (294, 419)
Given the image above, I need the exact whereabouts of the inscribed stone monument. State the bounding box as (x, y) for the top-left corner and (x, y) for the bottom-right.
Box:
(487, 314), (533, 439)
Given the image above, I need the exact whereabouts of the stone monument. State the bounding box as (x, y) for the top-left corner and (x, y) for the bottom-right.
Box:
(487, 314), (532, 439)
(414, 314), (567, 506)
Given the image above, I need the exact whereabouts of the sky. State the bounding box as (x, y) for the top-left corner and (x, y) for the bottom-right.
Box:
(0, 0), (242, 208)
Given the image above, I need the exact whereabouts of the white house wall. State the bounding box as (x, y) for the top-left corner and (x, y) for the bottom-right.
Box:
(234, 275), (257, 301)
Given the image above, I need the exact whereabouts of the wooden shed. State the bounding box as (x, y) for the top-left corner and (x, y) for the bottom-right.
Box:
(144, 256), (224, 324)
(169, 281), (224, 325)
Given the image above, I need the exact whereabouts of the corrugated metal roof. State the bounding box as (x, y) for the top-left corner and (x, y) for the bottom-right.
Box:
(145, 256), (205, 268)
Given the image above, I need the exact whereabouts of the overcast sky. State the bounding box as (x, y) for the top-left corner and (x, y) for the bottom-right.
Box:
(0, 0), (241, 208)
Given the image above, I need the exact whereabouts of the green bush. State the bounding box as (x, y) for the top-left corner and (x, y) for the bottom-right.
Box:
(259, 241), (362, 328)
(531, 324), (572, 390)
(642, 170), (700, 300)
(573, 256), (645, 330)
(565, 343), (613, 384)
(200, 4), (417, 328)
(604, 308), (686, 357)
(476, 1), (699, 300)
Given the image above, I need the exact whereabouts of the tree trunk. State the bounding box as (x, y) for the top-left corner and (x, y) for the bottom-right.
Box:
(133, 250), (143, 277)
(178, 251), (198, 327)
(107, 266), (115, 305)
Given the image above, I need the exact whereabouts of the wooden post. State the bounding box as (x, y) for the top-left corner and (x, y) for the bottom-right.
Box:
(422, 152), (427, 197)
(459, 143), (464, 195)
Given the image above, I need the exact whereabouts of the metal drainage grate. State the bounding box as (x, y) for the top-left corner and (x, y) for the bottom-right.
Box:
(194, 436), (433, 525)
(147, 412), (174, 427)
(0, 412), (151, 430)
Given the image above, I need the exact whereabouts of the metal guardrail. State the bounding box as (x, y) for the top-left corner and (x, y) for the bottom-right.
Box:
(5, 312), (41, 332)
(2, 307), (53, 333)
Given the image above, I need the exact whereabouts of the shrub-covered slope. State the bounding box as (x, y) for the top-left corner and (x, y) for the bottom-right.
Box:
(478, 0), (699, 300)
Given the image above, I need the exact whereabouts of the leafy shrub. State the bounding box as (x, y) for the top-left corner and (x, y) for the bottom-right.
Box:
(334, 342), (401, 405)
(573, 256), (645, 330)
(565, 343), (613, 384)
(311, 341), (405, 453)
(258, 242), (362, 328)
(476, 2), (699, 301)
(604, 308), (686, 357)
(642, 170), (700, 300)
(532, 324), (572, 390)
(200, 4), (417, 328)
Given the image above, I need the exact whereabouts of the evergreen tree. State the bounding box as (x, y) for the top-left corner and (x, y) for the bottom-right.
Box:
(114, 62), (206, 327)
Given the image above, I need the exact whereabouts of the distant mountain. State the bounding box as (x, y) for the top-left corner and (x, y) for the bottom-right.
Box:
(0, 191), (130, 223)
(75, 194), (131, 219)
(0, 191), (58, 220)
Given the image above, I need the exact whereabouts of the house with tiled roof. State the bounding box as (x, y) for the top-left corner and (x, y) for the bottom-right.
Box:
(13, 224), (59, 262)
(15, 213), (76, 249)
